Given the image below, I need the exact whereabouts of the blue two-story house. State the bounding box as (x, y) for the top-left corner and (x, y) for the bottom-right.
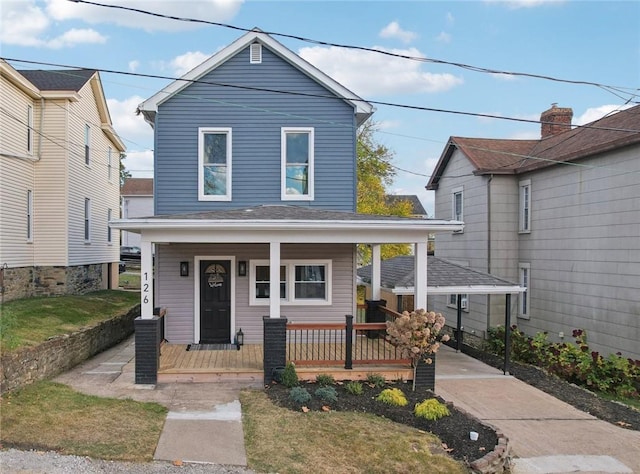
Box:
(112, 29), (462, 383)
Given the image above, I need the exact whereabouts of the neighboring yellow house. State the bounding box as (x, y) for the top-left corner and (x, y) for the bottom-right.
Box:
(0, 60), (126, 301)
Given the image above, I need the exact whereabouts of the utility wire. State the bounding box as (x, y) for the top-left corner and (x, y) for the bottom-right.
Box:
(5, 58), (639, 134)
(69, 0), (639, 102)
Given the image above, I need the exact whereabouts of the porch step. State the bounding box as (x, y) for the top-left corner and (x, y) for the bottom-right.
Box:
(158, 369), (264, 385)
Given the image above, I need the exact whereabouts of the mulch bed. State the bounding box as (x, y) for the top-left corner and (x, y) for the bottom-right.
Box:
(265, 380), (498, 466)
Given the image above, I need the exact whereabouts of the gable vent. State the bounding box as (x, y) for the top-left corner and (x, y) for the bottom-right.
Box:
(250, 43), (262, 64)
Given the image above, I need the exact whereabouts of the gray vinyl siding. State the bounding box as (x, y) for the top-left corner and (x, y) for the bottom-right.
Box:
(156, 243), (355, 344)
(515, 146), (640, 359)
(154, 46), (357, 215)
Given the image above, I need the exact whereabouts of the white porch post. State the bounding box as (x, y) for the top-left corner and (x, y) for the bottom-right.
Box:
(414, 241), (428, 310)
(371, 244), (381, 300)
(140, 238), (154, 319)
(269, 241), (281, 318)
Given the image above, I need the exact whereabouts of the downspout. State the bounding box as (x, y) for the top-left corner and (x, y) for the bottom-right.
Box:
(486, 174), (493, 335)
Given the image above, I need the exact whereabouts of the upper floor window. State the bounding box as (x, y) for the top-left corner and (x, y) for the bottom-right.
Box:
(84, 198), (91, 242)
(84, 124), (91, 165)
(282, 128), (314, 201)
(519, 179), (531, 233)
(250, 259), (330, 305)
(518, 263), (530, 319)
(27, 105), (33, 154)
(198, 127), (232, 201)
(27, 190), (33, 242)
(451, 186), (463, 232)
(107, 208), (112, 243)
(107, 147), (113, 181)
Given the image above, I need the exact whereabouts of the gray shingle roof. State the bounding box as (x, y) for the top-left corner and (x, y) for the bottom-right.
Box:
(152, 205), (436, 222)
(358, 255), (518, 290)
(18, 69), (96, 91)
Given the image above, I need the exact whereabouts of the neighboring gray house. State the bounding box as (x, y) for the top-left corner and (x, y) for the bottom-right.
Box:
(120, 178), (153, 248)
(427, 104), (640, 360)
(112, 29), (461, 356)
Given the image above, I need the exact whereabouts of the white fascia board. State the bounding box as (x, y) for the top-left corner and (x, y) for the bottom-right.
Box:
(137, 30), (373, 123)
(393, 285), (526, 295)
(1, 61), (41, 98)
(41, 91), (81, 102)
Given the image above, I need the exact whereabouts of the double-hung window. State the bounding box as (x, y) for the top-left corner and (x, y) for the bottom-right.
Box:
(84, 124), (91, 165)
(198, 127), (232, 201)
(448, 293), (468, 311)
(27, 105), (33, 154)
(519, 179), (531, 233)
(519, 263), (530, 319)
(27, 190), (33, 242)
(452, 186), (463, 232)
(84, 198), (91, 242)
(250, 259), (330, 305)
(107, 208), (112, 243)
(282, 127), (314, 200)
(107, 147), (113, 182)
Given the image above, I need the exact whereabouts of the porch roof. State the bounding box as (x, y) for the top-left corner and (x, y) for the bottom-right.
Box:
(110, 205), (463, 243)
(358, 255), (524, 295)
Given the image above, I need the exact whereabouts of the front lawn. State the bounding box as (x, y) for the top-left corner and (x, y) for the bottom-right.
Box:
(0, 290), (139, 351)
(0, 381), (166, 462)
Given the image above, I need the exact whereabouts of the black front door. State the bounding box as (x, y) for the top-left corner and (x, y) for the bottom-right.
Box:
(200, 260), (231, 344)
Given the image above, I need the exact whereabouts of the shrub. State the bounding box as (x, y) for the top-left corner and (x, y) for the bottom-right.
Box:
(314, 386), (338, 403)
(366, 373), (386, 388)
(376, 388), (408, 407)
(344, 381), (364, 395)
(281, 362), (299, 388)
(289, 386), (311, 405)
(315, 373), (335, 386)
(414, 399), (450, 420)
(386, 309), (450, 366)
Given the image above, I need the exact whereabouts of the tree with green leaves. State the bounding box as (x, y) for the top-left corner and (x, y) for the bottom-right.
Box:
(356, 122), (413, 264)
(120, 153), (132, 186)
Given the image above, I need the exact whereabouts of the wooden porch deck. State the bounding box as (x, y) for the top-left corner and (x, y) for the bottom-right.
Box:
(158, 342), (413, 384)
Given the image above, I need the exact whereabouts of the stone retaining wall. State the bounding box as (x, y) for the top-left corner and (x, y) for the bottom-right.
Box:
(0, 305), (140, 393)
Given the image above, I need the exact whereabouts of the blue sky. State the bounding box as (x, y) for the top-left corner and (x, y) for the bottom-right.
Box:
(2, 0), (638, 215)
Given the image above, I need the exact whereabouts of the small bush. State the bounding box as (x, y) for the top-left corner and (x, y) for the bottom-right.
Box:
(289, 386), (311, 405)
(366, 373), (386, 388)
(314, 386), (338, 403)
(414, 399), (450, 420)
(281, 362), (299, 388)
(344, 381), (364, 395)
(315, 373), (335, 386)
(376, 388), (408, 407)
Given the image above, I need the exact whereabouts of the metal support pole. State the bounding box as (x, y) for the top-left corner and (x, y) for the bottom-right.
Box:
(504, 294), (512, 375)
(345, 314), (353, 370)
(456, 294), (463, 352)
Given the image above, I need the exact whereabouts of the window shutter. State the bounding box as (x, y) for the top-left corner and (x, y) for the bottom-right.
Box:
(250, 43), (262, 64)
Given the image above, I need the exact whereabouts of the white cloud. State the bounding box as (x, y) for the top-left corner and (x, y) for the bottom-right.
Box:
(45, 0), (243, 32)
(123, 149), (154, 178)
(485, 0), (565, 9)
(299, 45), (463, 97)
(128, 60), (140, 72)
(575, 104), (634, 126)
(170, 51), (211, 76)
(436, 31), (452, 44)
(47, 28), (107, 49)
(107, 96), (154, 149)
(379, 21), (418, 44)
(446, 12), (455, 25)
(491, 72), (517, 81)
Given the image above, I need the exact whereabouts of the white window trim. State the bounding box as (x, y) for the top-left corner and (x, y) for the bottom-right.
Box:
(107, 208), (112, 244)
(198, 127), (232, 201)
(27, 190), (33, 242)
(518, 263), (530, 319)
(27, 105), (33, 154)
(84, 198), (91, 243)
(452, 186), (463, 233)
(84, 124), (91, 166)
(250, 259), (331, 306)
(447, 293), (469, 312)
(281, 127), (314, 201)
(108, 147), (113, 182)
(519, 179), (531, 233)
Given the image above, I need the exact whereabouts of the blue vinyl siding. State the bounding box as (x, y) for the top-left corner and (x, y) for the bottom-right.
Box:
(154, 46), (357, 214)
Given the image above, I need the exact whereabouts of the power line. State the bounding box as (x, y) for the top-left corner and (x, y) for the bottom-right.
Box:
(5, 57), (639, 135)
(69, 0), (639, 102)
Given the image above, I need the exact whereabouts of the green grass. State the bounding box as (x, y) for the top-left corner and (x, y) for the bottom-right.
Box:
(596, 390), (640, 411)
(0, 381), (166, 462)
(240, 390), (466, 474)
(0, 290), (139, 351)
(119, 272), (141, 289)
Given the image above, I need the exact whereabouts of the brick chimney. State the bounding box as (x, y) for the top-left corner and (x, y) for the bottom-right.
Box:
(540, 103), (573, 138)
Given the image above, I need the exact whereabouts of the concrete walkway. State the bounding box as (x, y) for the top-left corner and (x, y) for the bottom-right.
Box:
(54, 336), (260, 469)
(53, 337), (640, 473)
(435, 345), (640, 474)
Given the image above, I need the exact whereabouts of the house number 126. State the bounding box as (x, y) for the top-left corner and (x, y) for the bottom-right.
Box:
(143, 272), (150, 304)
